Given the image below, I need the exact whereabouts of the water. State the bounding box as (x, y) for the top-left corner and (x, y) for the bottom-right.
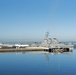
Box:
(0, 49), (76, 75)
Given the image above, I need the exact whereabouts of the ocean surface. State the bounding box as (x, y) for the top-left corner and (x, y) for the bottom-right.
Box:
(0, 49), (76, 75)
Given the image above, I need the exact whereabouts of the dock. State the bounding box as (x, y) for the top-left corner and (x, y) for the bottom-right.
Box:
(0, 47), (73, 53)
(0, 47), (45, 52)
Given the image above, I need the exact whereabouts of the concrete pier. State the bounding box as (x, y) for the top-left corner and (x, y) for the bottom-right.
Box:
(0, 47), (45, 52)
(0, 47), (73, 53)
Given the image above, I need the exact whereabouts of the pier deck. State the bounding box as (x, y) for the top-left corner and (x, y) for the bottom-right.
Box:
(0, 47), (45, 52)
(0, 47), (73, 53)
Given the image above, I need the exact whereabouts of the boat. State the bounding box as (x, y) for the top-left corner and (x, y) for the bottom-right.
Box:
(40, 32), (74, 52)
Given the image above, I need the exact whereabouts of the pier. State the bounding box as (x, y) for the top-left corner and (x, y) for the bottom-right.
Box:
(0, 47), (44, 52)
(0, 47), (73, 53)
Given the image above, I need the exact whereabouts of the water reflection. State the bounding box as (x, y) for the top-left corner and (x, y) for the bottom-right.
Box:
(15, 51), (72, 61)
(0, 50), (75, 75)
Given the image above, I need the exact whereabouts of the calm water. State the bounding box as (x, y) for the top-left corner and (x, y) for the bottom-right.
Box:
(0, 49), (76, 75)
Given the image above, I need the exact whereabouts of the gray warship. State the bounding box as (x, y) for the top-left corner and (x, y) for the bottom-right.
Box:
(40, 32), (74, 52)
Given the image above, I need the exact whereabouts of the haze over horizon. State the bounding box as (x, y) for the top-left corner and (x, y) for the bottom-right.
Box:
(0, 0), (76, 42)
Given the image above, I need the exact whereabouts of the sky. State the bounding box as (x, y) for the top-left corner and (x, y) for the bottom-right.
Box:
(0, 0), (76, 42)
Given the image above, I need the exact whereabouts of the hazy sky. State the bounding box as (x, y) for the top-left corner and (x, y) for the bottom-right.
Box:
(0, 0), (76, 42)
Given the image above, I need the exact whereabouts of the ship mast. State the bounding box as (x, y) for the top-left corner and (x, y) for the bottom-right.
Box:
(45, 32), (49, 40)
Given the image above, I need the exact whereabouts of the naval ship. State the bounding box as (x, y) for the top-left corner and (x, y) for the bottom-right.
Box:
(40, 32), (74, 52)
